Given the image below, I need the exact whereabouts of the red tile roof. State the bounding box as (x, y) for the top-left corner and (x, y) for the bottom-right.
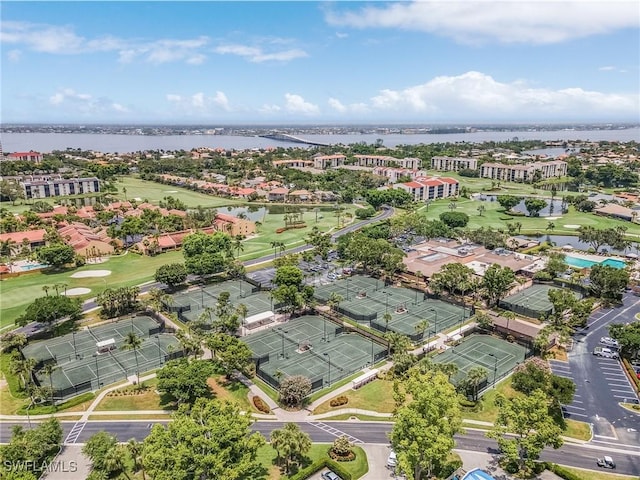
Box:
(0, 229), (47, 243)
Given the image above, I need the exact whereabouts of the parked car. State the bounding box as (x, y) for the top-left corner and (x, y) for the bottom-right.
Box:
(593, 347), (619, 359)
(600, 337), (620, 348)
(387, 450), (397, 469)
(596, 456), (616, 469)
(321, 470), (342, 480)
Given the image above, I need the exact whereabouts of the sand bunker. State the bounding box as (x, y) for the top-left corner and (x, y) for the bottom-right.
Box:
(564, 224), (581, 229)
(546, 216), (562, 220)
(65, 288), (91, 296)
(165, 190), (178, 193)
(71, 270), (112, 278)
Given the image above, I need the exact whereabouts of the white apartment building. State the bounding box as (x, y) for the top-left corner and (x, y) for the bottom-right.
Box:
(354, 155), (421, 170)
(312, 154), (346, 169)
(480, 160), (567, 182)
(272, 159), (314, 169)
(393, 176), (459, 202)
(372, 167), (425, 183)
(21, 176), (100, 199)
(431, 156), (478, 171)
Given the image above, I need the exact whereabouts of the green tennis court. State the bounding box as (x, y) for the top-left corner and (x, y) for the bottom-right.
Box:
(499, 284), (582, 318)
(244, 315), (386, 392)
(178, 291), (273, 324)
(22, 316), (160, 366)
(433, 334), (529, 387)
(315, 275), (469, 341)
(23, 317), (183, 401)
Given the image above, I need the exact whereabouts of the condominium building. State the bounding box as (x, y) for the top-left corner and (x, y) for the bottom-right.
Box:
(21, 176), (100, 199)
(272, 159), (314, 169)
(6, 151), (43, 163)
(372, 167), (425, 183)
(431, 156), (478, 171)
(354, 155), (421, 170)
(312, 154), (346, 169)
(480, 160), (567, 182)
(393, 176), (459, 202)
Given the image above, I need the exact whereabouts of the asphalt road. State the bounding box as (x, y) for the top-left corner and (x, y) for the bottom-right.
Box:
(2, 420), (639, 476)
(548, 292), (640, 447)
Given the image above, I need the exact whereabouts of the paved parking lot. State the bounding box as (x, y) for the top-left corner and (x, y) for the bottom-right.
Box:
(548, 292), (640, 447)
(247, 253), (343, 289)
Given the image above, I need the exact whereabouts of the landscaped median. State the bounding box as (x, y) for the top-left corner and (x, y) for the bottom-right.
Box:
(311, 375), (592, 442)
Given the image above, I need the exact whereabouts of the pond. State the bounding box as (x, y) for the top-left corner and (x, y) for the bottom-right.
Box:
(475, 194), (565, 217)
(517, 234), (640, 256)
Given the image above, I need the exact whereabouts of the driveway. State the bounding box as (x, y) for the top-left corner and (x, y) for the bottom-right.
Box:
(548, 292), (640, 447)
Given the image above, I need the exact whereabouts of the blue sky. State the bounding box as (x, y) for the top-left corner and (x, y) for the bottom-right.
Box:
(1, 1), (639, 124)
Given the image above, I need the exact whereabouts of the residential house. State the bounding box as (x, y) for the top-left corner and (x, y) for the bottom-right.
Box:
(372, 167), (424, 183)
(595, 203), (638, 222)
(272, 159), (314, 169)
(0, 229), (47, 255)
(268, 187), (289, 202)
(58, 223), (115, 257)
(288, 189), (314, 203)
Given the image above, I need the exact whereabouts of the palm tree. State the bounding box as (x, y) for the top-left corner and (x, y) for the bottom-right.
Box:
(414, 319), (429, 340)
(103, 445), (130, 479)
(383, 312), (392, 332)
(477, 205), (485, 217)
(546, 222), (555, 232)
(41, 363), (57, 405)
(467, 366), (488, 401)
(438, 362), (458, 382)
(278, 241), (286, 257)
(236, 303), (248, 325)
(327, 292), (343, 314)
(42, 285), (51, 297)
(11, 357), (36, 391)
(270, 423), (311, 474)
(122, 332), (143, 384)
(270, 241), (279, 259)
(233, 234), (245, 259)
(126, 439), (146, 480)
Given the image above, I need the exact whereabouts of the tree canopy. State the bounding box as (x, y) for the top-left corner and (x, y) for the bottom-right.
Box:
(16, 294), (81, 327)
(589, 264), (629, 303)
(156, 359), (216, 406)
(155, 263), (188, 289)
(142, 398), (265, 480)
(0, 418), (62, 478)
(35, 244), (75, 269)
(182, 231), (235, 278)
(390, 370), (463, 480)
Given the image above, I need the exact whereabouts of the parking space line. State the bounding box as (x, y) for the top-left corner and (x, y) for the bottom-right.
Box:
(611, 388), (635, 393)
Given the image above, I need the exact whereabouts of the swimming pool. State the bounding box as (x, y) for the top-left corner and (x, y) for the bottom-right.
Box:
(564, 256), (626, 269)
(15, 262), (49, 271)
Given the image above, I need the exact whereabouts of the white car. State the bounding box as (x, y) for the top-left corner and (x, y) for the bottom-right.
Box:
(600, 337), (619, 348)
(387, 450), (397, 469)
(594, 347), (619, 359)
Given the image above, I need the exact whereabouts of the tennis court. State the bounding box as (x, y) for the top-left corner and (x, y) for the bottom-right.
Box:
(22, 317), (183, 401)
(315, 275), (469, 341)
(22, 316), (161, 366)
(168, 279), (271, 324)
(499, 284), (582, 318)
(244, 315), (386, 392)
(433, 335), (529, 388)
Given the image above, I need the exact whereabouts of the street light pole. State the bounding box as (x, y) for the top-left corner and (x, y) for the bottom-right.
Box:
(488, 353), (498, 388)
(429, 308), (438, 338)
(323, 352), (331, 386)
(280, 329), (288, 358)
(93, 354), (100, 389)
(385, 292), (390, 314)
(156, 335), (162, 365)
(72, 332), (77, 359)
(323, 318), (327, 342)
(371, 338), (374, 365)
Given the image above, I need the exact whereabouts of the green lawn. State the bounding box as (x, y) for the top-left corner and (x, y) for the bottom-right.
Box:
(313, 378), (397, 415)
(114, 176), (244, 208)
(0, 250), (183, 329)
(422, 197), (640, 237)
(256, 444), (368, 480)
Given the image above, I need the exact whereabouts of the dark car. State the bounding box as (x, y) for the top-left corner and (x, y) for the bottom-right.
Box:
(321, 470), (342, 480)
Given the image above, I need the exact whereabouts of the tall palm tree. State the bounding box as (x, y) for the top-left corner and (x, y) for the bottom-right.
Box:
(126, 439), (146, 480)
(415, 319), (429, 340)
(42, 285), (51, 297)
(383, 312), (392, 332)
(103, 445), (130, 479)
(327, 292), (343, 314)
(236, 303), (248, 325)
(233, 234), (245, 259)
(122, 332), (143, 384)
(270, 241), (279, 259)
(438, 362), (458, 382)
(41, 363), (57, 405)
(467, 366), (488, 401)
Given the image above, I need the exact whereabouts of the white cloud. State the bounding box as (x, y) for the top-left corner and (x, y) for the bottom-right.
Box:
(284, 94), (320, 115)
(335, 32), (349, 39)
(599, 66), (616, 71)
(7, 49), (21, 61)
(215, 43), (307, 63)
(362, 71), (638, 118)
(0, 21), (209, 64)
(48, 88), (128, 115)
(166, 91), (233, 114)
(259, 104), (282, 114)
(328, 98), (347, 113)
(325, 1), (640, 44)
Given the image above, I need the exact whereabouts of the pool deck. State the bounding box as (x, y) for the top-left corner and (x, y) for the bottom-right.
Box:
(565, 252), (624, 263)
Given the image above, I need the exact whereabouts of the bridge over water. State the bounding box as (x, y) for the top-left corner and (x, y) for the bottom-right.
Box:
(258, 133), (330, 147)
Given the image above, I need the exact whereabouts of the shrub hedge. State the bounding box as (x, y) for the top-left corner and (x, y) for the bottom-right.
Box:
(330, 396), (349, 407)
(287, 458), (352, 480)
(252, 395), (271, 414)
